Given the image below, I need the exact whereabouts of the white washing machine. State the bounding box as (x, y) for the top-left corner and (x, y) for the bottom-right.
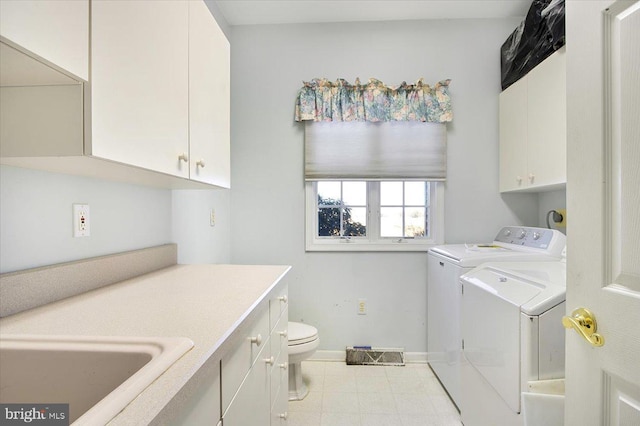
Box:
(460, 259), (567, 426)
(427, 226), (565, 410)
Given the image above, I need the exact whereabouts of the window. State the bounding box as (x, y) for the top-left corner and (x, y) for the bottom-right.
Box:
(306, 180), (444, 251)
(302, 120), (447, 251)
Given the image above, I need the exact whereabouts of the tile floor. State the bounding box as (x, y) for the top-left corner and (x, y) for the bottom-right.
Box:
(287, 361), (462, 426)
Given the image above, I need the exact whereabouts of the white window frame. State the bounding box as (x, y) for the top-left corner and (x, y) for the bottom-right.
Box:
(305, 180), (445, 251)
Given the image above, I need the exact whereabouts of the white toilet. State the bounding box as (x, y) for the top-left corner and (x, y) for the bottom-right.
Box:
(288, 321), (319, 401)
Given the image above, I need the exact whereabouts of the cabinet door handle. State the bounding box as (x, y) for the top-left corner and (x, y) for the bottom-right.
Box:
(250, 334), (262, 346)
(278, 412), (288, 420)
(196, 159), (205, 168)
(178, 153), (189, 163)
(279, 330), (288, 338)
(528, 173), (535, 183)
(278, 295), (288, 303)
(439, 261), (444, 267)
(264, 356), (275, 365)
(279, 362), (288, 370)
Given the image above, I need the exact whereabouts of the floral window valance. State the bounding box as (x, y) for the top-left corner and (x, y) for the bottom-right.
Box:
(295, 78), (452, 123)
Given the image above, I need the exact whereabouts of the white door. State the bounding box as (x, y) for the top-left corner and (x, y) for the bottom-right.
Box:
(565, 1), (640, 425)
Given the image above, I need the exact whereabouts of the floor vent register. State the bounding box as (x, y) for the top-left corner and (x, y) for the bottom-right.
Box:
(345, 346), (405, 366)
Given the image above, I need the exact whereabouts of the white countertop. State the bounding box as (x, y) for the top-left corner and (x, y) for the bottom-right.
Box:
(0, 263), (291, 425)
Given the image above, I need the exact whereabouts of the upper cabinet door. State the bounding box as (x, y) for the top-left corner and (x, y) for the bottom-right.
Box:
(499, 78), (528, 192)
(188, 0), (231, 187)
(527, 47), (566, 188)
(0, 0), (89, 81)
(90, 0), (190, 178)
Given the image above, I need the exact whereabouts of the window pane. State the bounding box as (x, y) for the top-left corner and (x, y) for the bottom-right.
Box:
(343, 181), (367, 205)
(380, 207), (403, 237)
(381, 181), (403, 205)
(318, 207), (341, 236)
(317, 181), (341, 204)
(347, 207), (367, 227)
(404, 182), (426, 206)
(405, 207), (426, 237)
(344, 207), (367, 236)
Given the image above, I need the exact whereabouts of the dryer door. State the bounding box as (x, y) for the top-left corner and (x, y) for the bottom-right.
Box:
(461, 268), (541, 413)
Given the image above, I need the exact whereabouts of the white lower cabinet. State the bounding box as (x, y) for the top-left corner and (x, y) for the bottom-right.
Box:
(271, 386), (289, 426)
(222, 285), (289, 425)
(223, 346), (271, 425)
(174, 365), (221, 425)
(170, 282), (288, 425)
(270, 331), (289, 425)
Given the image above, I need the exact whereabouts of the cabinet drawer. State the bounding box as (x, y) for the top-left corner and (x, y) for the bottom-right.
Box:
(270, 384), (289, 426)
(270, 307), (288, 363)
(223, 348), (271, 426)
(269, 285), (288, 331)
(222, 303), (270, 412)
(270, 337), (289, 408)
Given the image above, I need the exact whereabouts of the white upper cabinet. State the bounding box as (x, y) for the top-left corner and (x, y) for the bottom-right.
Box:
(0, 0), (89, 82)
(1, 0), (231, 189)
(89, 0), (190, 178)
(499, 77), (528, 192)
(499, 47), (566, 193)
(188, 0), (231, 187)
(526, 48), (566, 189)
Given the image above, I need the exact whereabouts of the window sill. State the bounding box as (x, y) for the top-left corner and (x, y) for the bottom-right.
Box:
(305, 240), (440, 252)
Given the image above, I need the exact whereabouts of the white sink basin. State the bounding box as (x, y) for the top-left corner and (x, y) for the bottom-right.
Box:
(0, 335), (194, 425)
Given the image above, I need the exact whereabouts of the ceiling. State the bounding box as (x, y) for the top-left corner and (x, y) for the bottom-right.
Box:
(214, 0), (532, 26)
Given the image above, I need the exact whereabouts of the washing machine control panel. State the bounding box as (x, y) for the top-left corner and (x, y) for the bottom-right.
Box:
(494, 226), (562, 252)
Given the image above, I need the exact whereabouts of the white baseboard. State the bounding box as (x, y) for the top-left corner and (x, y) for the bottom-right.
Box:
(309, 350), (345, 361)
(309, 350), (429, 364)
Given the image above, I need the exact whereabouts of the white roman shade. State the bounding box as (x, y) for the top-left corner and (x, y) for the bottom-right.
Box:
(304, 121), (447, 181)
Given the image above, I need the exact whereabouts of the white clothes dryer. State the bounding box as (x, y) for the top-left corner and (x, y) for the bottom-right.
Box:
(427, 226), (565, 410)
(460, 259), (567, 426)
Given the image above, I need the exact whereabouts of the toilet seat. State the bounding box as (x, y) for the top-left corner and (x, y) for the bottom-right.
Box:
(288, 322), (318, 345)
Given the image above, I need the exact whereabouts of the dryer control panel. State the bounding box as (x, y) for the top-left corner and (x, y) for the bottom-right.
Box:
(494, 226), (565, 255)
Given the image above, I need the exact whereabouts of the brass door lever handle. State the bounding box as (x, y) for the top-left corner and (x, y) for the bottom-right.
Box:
(562, 307), (605, 347)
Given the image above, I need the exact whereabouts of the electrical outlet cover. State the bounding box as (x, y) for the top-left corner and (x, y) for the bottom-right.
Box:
(358, 299), (366, 315)
(73, 204), (90, 237)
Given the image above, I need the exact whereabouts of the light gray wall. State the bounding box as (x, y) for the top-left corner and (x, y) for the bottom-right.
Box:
(230, 18), (538, 352)
(0, 166), (231, 273)
(0, 165), (172, 273)
(171, 189), (231, 264)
